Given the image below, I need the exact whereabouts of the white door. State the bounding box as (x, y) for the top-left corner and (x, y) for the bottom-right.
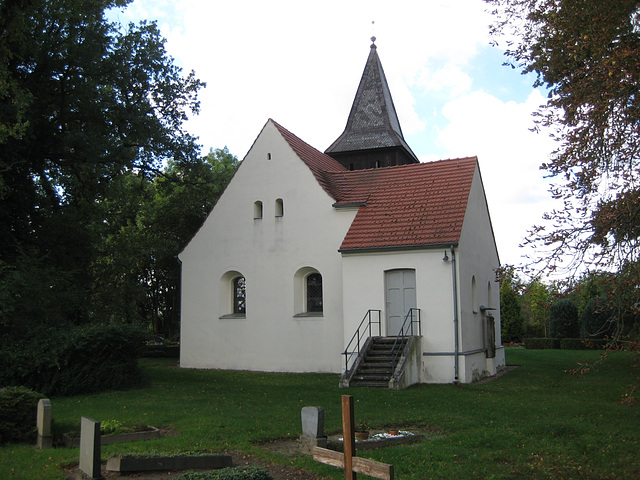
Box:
(385, 270), (416, 336)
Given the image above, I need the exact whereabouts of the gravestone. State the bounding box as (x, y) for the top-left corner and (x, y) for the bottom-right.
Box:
(36, 399), (52, 449)
(300, 406), (327, 453)
(79, 417), (102, 479)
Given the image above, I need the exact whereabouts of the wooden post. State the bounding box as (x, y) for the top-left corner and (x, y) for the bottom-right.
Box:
(342, 395), (357, 480)
(313, 395), (394, 480)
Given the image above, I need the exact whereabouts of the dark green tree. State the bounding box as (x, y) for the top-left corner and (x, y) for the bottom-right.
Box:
(0, 0), (204, 339)
(549, 299), (580, 339)
(91, 148), (239, 337)
(499, 266), (525, 343)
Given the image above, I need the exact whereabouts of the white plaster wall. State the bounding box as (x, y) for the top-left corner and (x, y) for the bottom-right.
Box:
(180, 120), (356, 373)
(341, 248), (458, 383)
(457, 164), (505, 376)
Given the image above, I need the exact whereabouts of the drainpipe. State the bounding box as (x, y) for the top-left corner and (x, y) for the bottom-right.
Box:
(450, 245), (459, 383)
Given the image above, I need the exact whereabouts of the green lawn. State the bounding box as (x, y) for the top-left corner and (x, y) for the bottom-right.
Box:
(1, 347), (638, 479)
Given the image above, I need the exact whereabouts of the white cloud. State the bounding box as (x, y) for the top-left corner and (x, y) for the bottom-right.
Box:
(108, 0), (557, 268)
(435, 89), (559, 265)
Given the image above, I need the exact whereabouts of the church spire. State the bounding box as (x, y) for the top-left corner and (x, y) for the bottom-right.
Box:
(325, 39), (418, 170)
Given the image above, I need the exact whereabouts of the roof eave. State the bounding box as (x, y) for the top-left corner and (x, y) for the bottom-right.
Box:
(339, 242), (459, 254)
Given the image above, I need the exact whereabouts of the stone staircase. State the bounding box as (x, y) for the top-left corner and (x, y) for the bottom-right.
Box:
(348, 337), (409, 388)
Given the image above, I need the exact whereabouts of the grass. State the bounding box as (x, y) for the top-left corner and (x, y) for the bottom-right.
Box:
(1, 347), (639, 479)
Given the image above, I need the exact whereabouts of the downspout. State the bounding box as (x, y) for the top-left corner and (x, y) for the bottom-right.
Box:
(450, 245), (459, 383)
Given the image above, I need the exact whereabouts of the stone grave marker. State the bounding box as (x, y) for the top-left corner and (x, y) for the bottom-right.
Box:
(300, 406), (327, 453)
(79, 417), (102, 479)
(36, 398), (52, 449)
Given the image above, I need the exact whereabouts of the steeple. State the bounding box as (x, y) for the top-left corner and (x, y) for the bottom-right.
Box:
(325, 38), (419, 170)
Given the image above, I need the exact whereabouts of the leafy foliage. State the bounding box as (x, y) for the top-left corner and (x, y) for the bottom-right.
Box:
(549, 299), (580, 339)
(581, 297), (615, 339)
(486, 0), (640, 330)
(0, 1), (239, 340)
(525, 337), (560, 349)
(0, 386), (45, 443)
(499, 266), (525, 342)
(0, 323), (147, 396)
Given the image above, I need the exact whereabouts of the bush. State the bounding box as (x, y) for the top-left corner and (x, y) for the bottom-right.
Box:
(177, 466), (274, 480)
(581, 297), (615, 339)
(524, 322), (546, 338)
(549, 299), (580, 339)
(559, 338), (589, 350)
(0, 386), (45, 443)
(525, 338), (560, 349)
(0, 323), (148, 397)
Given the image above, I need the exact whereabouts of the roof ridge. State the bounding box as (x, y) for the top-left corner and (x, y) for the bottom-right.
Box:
(269, 119), (347, 200)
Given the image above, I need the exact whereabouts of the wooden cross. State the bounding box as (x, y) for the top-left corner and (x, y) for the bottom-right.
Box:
(313, 395), (394, 480)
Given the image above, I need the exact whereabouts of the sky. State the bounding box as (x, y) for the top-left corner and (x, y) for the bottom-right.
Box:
(108, 0), (561, 270)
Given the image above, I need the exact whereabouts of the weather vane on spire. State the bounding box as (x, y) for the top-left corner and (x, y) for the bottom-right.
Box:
(371, 20), (376, 45)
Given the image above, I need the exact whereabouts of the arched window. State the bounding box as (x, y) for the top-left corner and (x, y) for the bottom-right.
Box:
(254, 201), (263, 219)
(275, 198), (284, 217)
(233, 276), (246, 314)
(294, 267), (323, 317)
(219, 271), (246, 318)
(306, 273), (323, 313)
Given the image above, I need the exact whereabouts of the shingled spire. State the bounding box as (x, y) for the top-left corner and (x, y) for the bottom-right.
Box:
(325, 38), (419, 170)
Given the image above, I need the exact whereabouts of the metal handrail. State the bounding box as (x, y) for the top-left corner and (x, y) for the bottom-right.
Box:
(342, 309), (382, 373)
(391, 308), (421, 366)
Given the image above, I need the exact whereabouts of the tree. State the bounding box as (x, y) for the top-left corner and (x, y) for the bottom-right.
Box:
(486, 0), (640, 335)
(549, 298), (580, 339)
(499, 266), (525, 342)
(0, 0), (204, 339)
(91, 148), (239, 337)
(521, 278), (553, 337)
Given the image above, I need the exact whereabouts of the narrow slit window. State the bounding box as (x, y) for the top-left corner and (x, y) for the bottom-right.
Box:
(254, 201), (263, 219)
(306, 273), (323, 313)
(275, 198), (284, 217)
(233, 276), (246, 314)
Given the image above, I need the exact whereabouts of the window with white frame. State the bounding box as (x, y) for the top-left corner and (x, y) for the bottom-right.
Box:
(294, 267), (323, 316)
(219, 271), (246, 318)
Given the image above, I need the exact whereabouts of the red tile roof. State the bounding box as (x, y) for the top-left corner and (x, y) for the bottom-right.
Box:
(272, 119), (477, 251)
(271, 119), (347, 198)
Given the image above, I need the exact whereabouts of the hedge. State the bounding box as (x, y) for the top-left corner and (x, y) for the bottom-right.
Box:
(525, 337), (609, 350)
(525, 338), (560, 349)
(0, 323), (148, 397)
(0, 386), (45, 443)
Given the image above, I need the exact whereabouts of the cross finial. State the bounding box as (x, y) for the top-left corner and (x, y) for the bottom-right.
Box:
(371, 21), (376, 47)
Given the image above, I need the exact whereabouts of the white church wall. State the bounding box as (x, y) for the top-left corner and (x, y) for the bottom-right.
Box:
(180, 121), (355, 373)
(341, 248), (457, 383)
(457, 165), (505, 376)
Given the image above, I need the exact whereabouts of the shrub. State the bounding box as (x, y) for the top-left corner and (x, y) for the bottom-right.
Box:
(581, 297), (615, 339)
(177, 466), (274, 480)
(0, 323), (148, 397)
(549, 299), (580, 339)
(525, 338), (560, 349)
(0, 386), (45, 443)
(559, 338), (589, 350)
(524, 322), (546, 338)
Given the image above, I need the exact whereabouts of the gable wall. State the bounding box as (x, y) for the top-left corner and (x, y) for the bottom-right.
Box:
(456, 165), (505, 381)
(180, 121), (356, 373)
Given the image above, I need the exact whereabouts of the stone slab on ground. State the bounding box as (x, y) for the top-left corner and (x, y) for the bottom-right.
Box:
(106, 454), (232, 473)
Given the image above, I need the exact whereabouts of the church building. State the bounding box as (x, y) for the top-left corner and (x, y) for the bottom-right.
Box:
(179, 39), (505, 386)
